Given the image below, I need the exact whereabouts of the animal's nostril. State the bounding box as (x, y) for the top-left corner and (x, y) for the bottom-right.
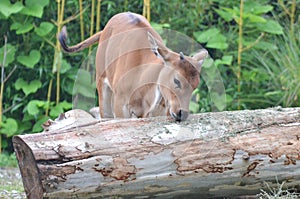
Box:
(178, 110), (182, 119)
(170, 110), (189, 121)
(173, 109), (188, 121)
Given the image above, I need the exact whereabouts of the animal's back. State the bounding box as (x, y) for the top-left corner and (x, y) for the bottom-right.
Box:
(96, 12), (163, 90)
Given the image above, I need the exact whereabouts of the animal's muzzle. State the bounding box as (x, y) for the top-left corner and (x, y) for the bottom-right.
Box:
(171, 109), (189, 122)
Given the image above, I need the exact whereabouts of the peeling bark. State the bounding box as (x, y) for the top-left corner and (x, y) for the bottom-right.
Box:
(13, 107), (300, 198)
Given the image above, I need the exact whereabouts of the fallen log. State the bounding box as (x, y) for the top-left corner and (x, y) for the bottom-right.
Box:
(13, 107), (300, 198)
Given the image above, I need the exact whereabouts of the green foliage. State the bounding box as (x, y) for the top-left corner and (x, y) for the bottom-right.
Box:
(0, 44), (16, 67)
(17, 50), (41, 68)
(35, 22), (54, 37)
(0, 0), (24, 19)
(0, 118), (18, 137)
(11, 21), (34, 35)
(253, 22), (300, 107)
(20, 0), (49, 18)
(15, 78), (42, 96)
(0, 153), (18, 167)
(194, 28), (228, 50)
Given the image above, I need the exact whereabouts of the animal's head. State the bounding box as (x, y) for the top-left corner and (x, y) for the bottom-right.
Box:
(148, 32), (207, 121)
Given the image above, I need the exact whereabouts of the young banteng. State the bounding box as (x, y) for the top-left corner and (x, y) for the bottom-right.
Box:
(59, 12), (207, 121)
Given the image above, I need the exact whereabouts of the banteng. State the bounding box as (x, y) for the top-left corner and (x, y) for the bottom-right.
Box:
(59, 12), (207, 121)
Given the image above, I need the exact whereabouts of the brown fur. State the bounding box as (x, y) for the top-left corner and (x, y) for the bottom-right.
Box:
(58, 12), (207, 121)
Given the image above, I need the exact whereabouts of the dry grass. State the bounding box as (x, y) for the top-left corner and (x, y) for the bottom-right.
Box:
(257, 180), (299, 199)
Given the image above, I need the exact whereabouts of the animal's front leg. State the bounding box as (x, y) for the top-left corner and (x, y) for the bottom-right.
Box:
(113, 96), (131, 118)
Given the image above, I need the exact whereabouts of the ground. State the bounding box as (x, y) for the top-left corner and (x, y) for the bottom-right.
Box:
(0, 167), (26, 199)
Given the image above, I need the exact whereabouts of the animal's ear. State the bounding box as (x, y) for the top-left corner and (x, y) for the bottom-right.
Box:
(193, 49), (208, 64)
(147, 31), (169, 60)
(192, 49), (208, 72)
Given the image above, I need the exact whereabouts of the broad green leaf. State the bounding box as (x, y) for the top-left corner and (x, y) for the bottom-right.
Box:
(50, 104), (64, 118)
(0, 118), (18, 137)
(27, 100), (45, 115)
(214, 55), (233, 67)
(214, 8), (233, 22)
(221, 55), (233, 65)
(76, 69), (93, 86)
(246, 14), (266, 23)
(189, 101), (199, 113)
(244, 1), (273, 14)
(60, 101), (72, 109)
(15, 78), (42, 96)
(10, 22), (34, 34)
(223, 7), (239, 20)
(226, 94), (233, 104)
(73, 69), (96, 98)
(253, 41), (278, 50)
(193, 28), (220, 43)
(151, 22), (171, 33)
(255, 20), (284, 35)
(0, 44), (16, 67)
(32, 116), (48, 133)
(206, 34), (228, 50)
(17, 121), (32, 134)
(202, 57), (214, 69)
(17, 50), (41, 68)
(75, 84), (96, 98)
(60, 59), (72, 74)
(0, 0), (24, 18)
(15, 78), (26, 90)
(194, 28), (228, 50)
(210, 92), (226, 111)
(35, 22), (54, 36)
(62, 79), (75, 95)
(20, 0), (49, 18)
(49, 101), (72, 117)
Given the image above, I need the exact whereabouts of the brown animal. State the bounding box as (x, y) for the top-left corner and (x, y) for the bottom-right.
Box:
(59, 12), (207, 121)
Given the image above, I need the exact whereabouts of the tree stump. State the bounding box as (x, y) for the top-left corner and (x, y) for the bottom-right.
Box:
(13, 107), (300, 198)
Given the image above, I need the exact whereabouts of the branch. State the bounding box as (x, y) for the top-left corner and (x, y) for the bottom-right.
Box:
(42, 36), (56, 48)
(241, 32), (265, 52)
(2, 96), (26, 114)
(3, 65), (17, 83)
(1, 36), (7, 84)
(51, 6), (89, 27)
(278, 0), (291, 17)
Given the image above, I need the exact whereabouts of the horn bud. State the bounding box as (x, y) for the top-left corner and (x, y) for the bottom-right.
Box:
(179, 52), (185, 60)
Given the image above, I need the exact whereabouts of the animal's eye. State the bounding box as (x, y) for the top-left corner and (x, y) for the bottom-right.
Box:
(174, 78), (181, 89)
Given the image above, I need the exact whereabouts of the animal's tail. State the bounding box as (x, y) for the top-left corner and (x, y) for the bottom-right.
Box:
(58, 26), (102, 53)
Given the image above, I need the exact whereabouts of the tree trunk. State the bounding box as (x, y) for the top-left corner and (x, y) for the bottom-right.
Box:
(13, 107), (300, 199)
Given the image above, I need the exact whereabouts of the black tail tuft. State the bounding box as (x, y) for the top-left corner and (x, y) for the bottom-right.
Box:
(58, 26), (72, 52)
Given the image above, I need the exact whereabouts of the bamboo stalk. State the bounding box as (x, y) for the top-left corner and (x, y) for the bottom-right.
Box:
(89, 0), (95, 55)
(45, 79), (53, 117)
(237, 0), (244, 110)
(79, 0), (84, 41)
(56, 0), (65, 104)
(143, 0), (151, 21)
(0, 36), (7, 153)
(147, 0), (150, 21)
(96, 0), (101, 33)
(277, 0), (296, 37)
(86, 0), (95, 72)
(290, 0), (296, 37)
(124, 0), (128, 11)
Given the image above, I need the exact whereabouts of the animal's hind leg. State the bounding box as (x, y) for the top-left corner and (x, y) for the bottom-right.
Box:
(102, 78), (114, 118)
(98, 77), (114, 118)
